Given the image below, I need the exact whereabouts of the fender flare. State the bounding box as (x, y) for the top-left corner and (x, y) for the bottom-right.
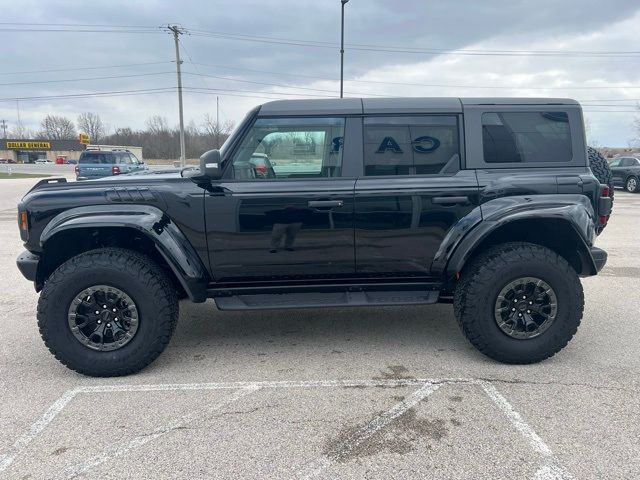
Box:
(431, 195), (599, 278)
(40, 204), (209, 302)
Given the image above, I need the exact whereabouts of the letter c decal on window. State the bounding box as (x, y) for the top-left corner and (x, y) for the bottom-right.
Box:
(412, 136), (440, 153)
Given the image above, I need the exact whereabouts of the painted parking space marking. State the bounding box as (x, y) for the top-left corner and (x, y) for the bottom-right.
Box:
(0, 378), (570, 479)
(297, 382), (441, 479)
(54, 386), (260, 480)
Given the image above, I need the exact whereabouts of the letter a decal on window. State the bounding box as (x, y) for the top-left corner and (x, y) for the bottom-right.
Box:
(376, 136), (403, 153)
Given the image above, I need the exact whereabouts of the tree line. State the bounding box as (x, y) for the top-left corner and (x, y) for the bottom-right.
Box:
(7, 112), (234, 159)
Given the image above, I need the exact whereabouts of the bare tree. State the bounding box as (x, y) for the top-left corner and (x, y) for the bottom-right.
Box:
(9, 123), (34, 139)
(202, 114), (234, 149)
(632, 104), (640, 147)
(38, 115), (76, 139)
(77, 112), (106, 143)
(145, 115), (169, 135)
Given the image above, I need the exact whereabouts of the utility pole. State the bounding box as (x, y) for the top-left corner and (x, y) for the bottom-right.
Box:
(340, 0), (349, 98)
(168, 24), (186, 167)
(0, 119), (7, 139)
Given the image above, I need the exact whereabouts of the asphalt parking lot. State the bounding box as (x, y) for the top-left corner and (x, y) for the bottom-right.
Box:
(0, 178), (638, 479)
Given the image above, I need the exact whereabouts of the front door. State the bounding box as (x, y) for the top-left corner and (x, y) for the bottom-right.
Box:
(354, 115), (479, 277)
(205, 116), (356, 283)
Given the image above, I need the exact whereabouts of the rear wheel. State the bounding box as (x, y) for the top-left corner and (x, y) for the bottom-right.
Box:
(625, 176), (638, 193)
(37, 248), (179, 377)
(453, 242), (583, 364)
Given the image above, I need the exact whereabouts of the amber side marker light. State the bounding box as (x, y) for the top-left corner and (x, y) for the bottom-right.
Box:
(19, 211), (28, 231)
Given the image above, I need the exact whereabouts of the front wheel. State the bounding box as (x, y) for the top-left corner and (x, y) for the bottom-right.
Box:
(625, 176), (638, 193)
(453, 242), (583, 364)
(37, 248), (179, 377)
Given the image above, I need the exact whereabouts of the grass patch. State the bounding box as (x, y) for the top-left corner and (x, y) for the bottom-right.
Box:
(0, 172), (52, 179)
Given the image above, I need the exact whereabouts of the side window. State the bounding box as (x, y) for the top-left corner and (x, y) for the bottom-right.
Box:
(609, 158), (621, 167)
(482, 111), (572, 163)
(227, 117), (345, 180)
(129, 153), (140, 164)
(630, 158), (640, 167)
(114, 153), (130, 164)
(363, 116), (460, 176)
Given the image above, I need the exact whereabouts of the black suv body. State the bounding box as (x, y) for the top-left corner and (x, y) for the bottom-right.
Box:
(609, 155), (640, 192)
(16, 98), (612, 376)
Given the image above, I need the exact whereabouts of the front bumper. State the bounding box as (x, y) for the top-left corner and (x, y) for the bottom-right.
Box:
(17, 250), (39, 281)
(590, 246), (607, 273)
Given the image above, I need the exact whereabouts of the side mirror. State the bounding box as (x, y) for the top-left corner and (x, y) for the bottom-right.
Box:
(200, 149), (222, 179)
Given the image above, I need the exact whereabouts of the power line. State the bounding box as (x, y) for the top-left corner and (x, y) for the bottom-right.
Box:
(182, 71), (387, 96)
(187, 28), (640, 58)
(0, 87), (177, 102)
(0, 28), (164, 34)
(0, 61), (172, 76)
(187, 61), (640, 91)
(2, 22), (638, 58)
(0, 71), (174, 87)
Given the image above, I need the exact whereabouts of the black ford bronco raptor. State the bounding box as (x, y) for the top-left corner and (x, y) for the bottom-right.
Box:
(16, 98), (613, 377)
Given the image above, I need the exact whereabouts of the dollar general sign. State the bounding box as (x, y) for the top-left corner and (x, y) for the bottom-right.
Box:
(6, 141), (51, 149)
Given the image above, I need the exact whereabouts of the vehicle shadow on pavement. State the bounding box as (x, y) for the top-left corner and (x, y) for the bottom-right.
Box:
(152, 301), (482, 374)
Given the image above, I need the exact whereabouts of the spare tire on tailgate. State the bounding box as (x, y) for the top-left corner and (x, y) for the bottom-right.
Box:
(588, 146), (614, 200)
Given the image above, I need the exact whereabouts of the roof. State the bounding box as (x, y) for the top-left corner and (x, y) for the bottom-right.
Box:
(257, 97), (580, 116)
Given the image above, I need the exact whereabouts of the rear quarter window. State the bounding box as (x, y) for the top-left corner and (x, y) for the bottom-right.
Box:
(482, 111), (572, 163)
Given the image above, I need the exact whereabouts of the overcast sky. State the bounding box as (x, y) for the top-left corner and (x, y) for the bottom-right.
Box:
(1, 0), (639, 146)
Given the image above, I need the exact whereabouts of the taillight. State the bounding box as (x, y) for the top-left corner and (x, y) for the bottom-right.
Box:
(112, 165), (120, 175)
(599, 214), (610, 225)
(601, 185), (610, 197)
(255, 163), (267, 174)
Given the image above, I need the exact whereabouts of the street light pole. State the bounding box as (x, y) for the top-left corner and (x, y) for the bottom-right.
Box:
(340, 0), (349, 98)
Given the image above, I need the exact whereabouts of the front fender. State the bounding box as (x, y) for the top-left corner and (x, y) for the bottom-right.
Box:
(432, 195), (598, 277)
(41, 204), (209, 302)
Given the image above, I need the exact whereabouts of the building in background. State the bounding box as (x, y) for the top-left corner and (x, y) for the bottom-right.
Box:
(0, 139), (86, 163)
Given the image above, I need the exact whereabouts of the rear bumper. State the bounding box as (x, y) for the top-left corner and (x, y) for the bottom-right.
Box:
(16, 250), (39, 281)
(590, 246), (607, 273)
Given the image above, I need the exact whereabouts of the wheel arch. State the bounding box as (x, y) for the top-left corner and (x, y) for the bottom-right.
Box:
(38, 205), (209, 302)
(440, 209), (598, 281)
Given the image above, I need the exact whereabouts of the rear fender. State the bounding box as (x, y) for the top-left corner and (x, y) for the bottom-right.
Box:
(432, 195), (598, 278)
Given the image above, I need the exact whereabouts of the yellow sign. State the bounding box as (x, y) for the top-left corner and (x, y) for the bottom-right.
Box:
(79, 133), (90, 145)
(7, 141), (51, 149)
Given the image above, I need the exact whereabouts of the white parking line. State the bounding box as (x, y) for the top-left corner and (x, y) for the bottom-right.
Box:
(296, 382), (441, 479)
(0, 378), (571, 479)
(480, 381), (571, 479)
(0, 388), (79, 472)
(54, 385), (260, 480)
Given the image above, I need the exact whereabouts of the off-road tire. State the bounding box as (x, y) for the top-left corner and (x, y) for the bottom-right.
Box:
(625, 176), (639, 193)
(453, 242), (583, 364)
(588, 146), (614, 200)
(37, 248), (179, 377)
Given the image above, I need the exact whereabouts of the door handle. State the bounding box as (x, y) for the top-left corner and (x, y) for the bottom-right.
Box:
(308, 200), (344, 209)
(432, 196), (470, 205)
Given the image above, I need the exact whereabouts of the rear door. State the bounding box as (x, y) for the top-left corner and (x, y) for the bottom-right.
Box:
(353, 114), (479, 277)
(205, 116), (359, 283)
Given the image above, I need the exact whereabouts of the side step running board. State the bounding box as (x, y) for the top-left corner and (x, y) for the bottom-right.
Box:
(214, 290), (439, 310)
